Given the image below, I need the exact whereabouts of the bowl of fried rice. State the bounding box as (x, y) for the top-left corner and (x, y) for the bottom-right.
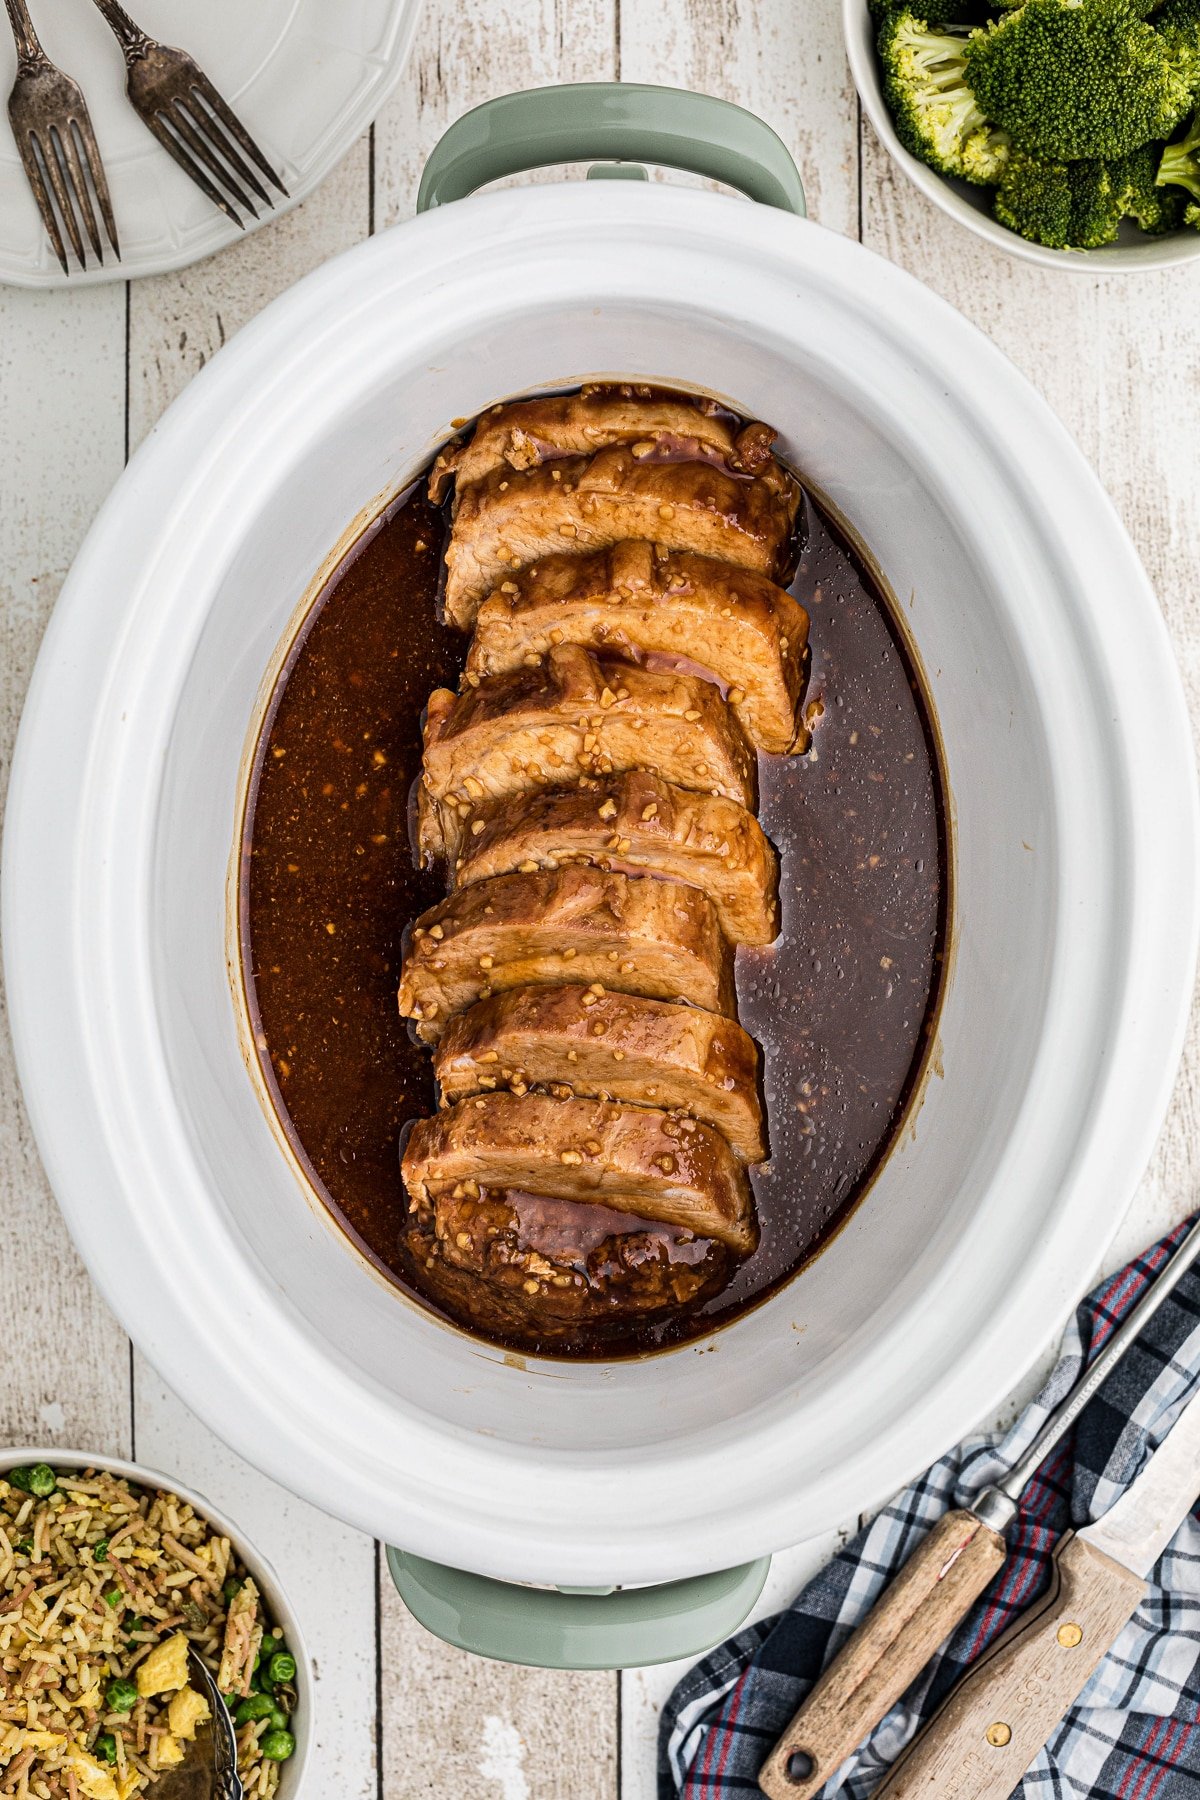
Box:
(0, 1449), (310, 1800)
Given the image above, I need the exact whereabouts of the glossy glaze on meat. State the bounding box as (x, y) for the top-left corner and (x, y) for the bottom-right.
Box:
(467, 541), (809, 752)
(434, 986), (766, 1162)
(450, 771), (779, 946)
(242, 391), (945, 1358)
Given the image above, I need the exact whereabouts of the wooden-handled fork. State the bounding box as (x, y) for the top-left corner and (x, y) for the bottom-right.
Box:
(758, 1212), (1200, 1800)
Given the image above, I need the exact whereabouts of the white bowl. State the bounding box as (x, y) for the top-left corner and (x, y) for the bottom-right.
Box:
(843, 0), (1200, 271)
(0, 1448), (311, 1794)
(4, 179), (1197, 1589)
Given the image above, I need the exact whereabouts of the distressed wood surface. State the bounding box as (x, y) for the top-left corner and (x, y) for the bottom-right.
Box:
(2, 1), (1200, 1796)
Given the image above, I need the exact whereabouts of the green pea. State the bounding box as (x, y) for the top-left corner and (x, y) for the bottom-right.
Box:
(93, 1538), (110, 1562)
(105, 1678), (138, 1714)
(27, 1465), (56, 1497)
(267, 1653), (296, 1686)
(268, 1706), (288, 1732)
(94, 1734), (118, 1765)
(7, 1467), (33, 1493)
(251, 1662), (273, 1694)
(260, 1730), (295, 1762)
(235, 1694), (275, 1726)
(222, 1576), (243, 1604)
(257, 1635), (282, 1664)
(222, 1693), (238, 1710)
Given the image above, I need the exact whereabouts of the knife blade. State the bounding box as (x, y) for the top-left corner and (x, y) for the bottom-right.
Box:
(872, 1380), (1200, 1799)
(758, 1214), (1200, 1800)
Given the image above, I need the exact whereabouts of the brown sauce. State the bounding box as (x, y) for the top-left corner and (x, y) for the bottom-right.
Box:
(242, 420), (946, 1358)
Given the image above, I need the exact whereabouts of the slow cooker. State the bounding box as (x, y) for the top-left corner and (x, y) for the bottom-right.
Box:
(5, 84), (1196, 1667)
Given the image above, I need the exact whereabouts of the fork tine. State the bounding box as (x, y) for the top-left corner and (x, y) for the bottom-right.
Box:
(189, 75), (287, 196)
(181, 91), (271, 208)
(166, 100), (258, 219)
(33, 126), (85, 265)
(71, 115), (120, 259)
(15, 130), (68, 273)
(54, 122), (102, 262)
(143, 109), (246, 228)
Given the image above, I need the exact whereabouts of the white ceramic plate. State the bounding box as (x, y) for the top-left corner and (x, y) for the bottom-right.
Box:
(0, 0), (423, 288)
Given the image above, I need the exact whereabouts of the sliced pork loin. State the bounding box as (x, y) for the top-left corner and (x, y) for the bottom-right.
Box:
(403, 1186), (729, 1340)
(428, 388), (778, 501)
(434, 985), (766, 1163)
(402, 1091), (757, 1253)
(451, 771), (779, 947)
(441, 445), (802, 630)
(397, 866), (735, 1041)
(417, 642), (755, 864)
(467, 542), (809, 753)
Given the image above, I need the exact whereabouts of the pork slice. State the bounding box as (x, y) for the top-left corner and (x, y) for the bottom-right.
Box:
(417, 642), (755, 864)
(451, 770), (779, 946)
(402, 1092), (757, 1253)
(428, 391), (774, 500)
(403, 1185), (729, 1339)
(441, 445), (802, 629)
(435, 985), (766, 1162)
(397, 866), (735, 1041)
(467, 541), (809, 754)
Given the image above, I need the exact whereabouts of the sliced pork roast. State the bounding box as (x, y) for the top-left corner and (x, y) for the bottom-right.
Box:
(403, 1186), (729, 1339)
(467, 542), (809, 753)
(397, 866), (735, 1041)
(434, 985), (766, 1163)
(450, 771), (779, 947)
(440, 445), (802, 629)
(417, 642), (755, 864)
(402, 1091), (757, 1253)
(428, 388), (778, 501)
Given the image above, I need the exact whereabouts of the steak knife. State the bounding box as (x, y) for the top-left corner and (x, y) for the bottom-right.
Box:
(758, 1214), (1200, 1800)
(873, 1378), (1200, 1798)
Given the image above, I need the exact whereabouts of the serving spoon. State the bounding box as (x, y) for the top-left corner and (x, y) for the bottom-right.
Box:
(153, 1649), (244, 1800)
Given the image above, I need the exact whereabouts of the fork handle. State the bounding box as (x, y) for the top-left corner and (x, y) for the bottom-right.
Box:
(3, 0), (46, 70)
(88, 0), (153, 61)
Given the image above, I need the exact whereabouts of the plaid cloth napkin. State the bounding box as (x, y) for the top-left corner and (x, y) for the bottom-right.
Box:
(660, 1218), (1200, 1800)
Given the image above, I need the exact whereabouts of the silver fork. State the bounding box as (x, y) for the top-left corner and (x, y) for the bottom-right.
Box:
(4, 0), (119, 272)
(88, 0), (287, 229)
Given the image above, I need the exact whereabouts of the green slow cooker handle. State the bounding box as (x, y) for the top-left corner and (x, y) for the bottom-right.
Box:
(415, 82), (806, 215)
(386, 1546), (771, 1669)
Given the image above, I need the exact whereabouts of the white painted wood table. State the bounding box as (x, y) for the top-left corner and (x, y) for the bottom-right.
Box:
(2, 0), (1198, 1793)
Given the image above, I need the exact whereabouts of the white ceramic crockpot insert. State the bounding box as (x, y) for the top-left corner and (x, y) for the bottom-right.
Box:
(5, 181), (1197, 1587)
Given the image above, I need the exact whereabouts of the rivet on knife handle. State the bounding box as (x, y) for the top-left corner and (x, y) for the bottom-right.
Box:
(872, 1532), (1146, 1800)
(758, 1510), (1006, 1800)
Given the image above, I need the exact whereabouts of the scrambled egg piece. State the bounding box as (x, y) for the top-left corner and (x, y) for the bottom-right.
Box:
(136, 1630), (190, 1697)
(76, 1683), (102, 1710)
(65, 1749), (119, 1800)
(155, 1735), (185, 1768)
(167, 1686), (210, 1740)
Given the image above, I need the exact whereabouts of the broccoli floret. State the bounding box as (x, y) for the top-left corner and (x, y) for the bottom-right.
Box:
(1186, 198), (1200, 221)
(878, 10), (1010, 184)
(1157, 103), (1200, 196)
(967, 0), (1195, 160)
(1153, 0), (1200, 92)
(995, 148), (1076, 243)
(994, 142), (1179, 246)
(1117, 140), (1186, 226)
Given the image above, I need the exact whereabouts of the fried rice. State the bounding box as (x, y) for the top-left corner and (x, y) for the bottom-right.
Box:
(0, 1467), (297, 1799)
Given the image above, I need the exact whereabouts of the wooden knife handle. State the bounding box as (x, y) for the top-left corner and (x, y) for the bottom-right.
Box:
(874, 1533), (1146, 1799)
(758, 1511), (1007, 1800)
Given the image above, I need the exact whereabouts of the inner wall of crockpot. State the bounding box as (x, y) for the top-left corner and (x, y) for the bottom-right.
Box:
(153, 296), (1062, 1456)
